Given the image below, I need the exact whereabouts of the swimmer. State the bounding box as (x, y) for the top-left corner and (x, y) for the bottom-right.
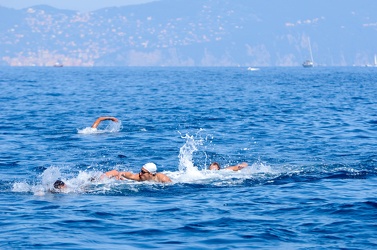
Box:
(91, 116), (119, 129)
(102, 162), (172, 183)
(209, 162), (248, 171)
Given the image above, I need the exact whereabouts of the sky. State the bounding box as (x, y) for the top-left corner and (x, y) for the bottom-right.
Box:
(0, 0), (157, 12)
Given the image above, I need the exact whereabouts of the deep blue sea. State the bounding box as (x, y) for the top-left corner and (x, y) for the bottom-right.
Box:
(1, 66), (376, 249)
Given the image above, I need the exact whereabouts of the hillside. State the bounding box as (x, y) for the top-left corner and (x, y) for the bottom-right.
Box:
(0, 0), (376, 66)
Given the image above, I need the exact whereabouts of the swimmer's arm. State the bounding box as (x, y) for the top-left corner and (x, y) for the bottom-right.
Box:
(91, 117), (119, 128)
(224, 162), (248, 171)
(100, 169), (120, 180)
(118, 171), (140, 181)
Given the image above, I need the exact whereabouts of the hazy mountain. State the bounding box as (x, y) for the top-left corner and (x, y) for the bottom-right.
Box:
(0, 0), (376, 66)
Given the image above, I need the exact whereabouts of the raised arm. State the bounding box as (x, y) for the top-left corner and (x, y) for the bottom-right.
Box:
(224, 162), (248, 171)
(91, 116), (119, 128)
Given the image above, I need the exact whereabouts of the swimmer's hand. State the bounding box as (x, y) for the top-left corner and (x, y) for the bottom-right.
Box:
(237, 162), (248, 170)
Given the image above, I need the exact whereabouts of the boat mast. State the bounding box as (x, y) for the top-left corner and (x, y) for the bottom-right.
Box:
(308, 38), (314, 63)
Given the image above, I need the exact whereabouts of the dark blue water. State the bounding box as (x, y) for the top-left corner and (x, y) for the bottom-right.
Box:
(1, 66), (377, 249)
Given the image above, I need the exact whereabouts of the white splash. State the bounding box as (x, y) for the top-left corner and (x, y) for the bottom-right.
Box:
(12, 182), (31, 192)
(178, 133), (200, 172)
(77, 127), (101, 134)
(41, 166), (62, 187)
(169, 132), (277, 184)
(11, 166), (63, 195)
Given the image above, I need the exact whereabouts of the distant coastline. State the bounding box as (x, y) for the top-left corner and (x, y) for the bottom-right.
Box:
(0, 1), (376, 67)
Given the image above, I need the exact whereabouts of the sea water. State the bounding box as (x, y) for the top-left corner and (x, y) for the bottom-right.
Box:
(0, 66), (376, 249)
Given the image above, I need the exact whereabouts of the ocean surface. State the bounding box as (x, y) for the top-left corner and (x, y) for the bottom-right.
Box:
(1, 66), (376, 249)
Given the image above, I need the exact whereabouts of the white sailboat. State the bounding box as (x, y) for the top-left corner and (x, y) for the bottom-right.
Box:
(302, 38), (314, 68)
(365, 54), (377, 67)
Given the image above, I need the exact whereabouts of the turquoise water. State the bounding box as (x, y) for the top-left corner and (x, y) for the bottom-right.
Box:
(1, 67), (376, 249)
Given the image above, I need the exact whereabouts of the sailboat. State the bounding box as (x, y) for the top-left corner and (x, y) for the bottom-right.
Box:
(365, 54), (377, 67)
(302, 38), (314, 68)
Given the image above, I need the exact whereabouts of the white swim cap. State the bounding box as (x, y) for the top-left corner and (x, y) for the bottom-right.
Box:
(143, 162), (157, 174)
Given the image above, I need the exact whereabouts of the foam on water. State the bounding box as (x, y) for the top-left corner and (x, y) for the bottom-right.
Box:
(167, 132), (277, 184)
(12, 166), (102, 195)
(10, 132), (279, 195)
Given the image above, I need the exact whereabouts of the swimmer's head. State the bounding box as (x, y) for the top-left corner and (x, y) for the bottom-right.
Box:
(142, 162), (157, 174)
(53, 180), (66, 189)
(209, 162), (220, 170)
